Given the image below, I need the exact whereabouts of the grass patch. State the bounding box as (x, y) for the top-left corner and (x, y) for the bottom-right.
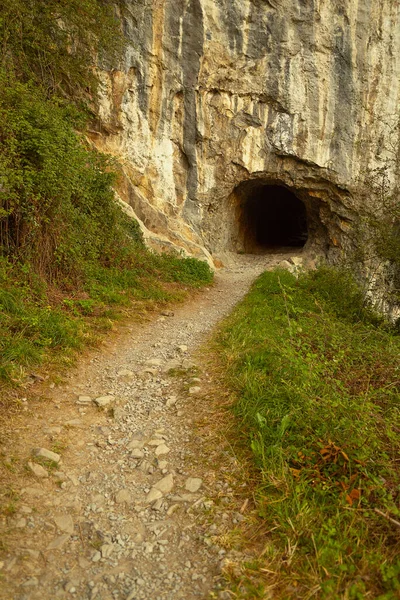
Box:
(0, 251), (213, 388)
(216, 267), (400, 599)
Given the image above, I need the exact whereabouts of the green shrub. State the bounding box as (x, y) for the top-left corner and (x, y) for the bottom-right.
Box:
(299, 266), (382, 325)
(0, 0), (122, 100)
(0, 75), (143, 282)
(154, 255), (214, 286)
(350, 168), (400, 311)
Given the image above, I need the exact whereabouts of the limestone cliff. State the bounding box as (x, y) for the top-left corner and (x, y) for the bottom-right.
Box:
(90, 0), (400, 264)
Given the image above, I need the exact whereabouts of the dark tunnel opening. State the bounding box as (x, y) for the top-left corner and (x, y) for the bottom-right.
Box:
(241, 184), (308, 252)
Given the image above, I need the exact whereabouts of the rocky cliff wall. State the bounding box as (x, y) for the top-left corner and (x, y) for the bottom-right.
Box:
(90, 0), (400, 264)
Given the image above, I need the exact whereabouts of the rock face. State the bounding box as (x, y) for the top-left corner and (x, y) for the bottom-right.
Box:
(92, 0), (400, 263)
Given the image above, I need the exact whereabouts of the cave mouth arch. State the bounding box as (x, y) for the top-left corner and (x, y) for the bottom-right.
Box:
(238, 183), (308, 253)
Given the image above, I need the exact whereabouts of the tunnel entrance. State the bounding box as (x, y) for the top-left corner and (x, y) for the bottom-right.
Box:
(239, 183), (308, 252)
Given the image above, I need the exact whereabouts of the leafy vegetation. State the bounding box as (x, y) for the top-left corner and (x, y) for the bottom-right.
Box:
(0, 0), (122, 100)
(0, 0), (213, 386)
(351, 168), (400, 314)
(0, 77), (142, 278)
(217, 267), (400, 599)
(0, 250), (212, 385)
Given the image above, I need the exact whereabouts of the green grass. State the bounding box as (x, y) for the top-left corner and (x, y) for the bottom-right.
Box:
(216, 267), (400, 599)
(0, 251), (213, 386)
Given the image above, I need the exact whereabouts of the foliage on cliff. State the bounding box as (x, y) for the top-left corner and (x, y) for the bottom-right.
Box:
(0, 2), (213, 385)
(351, 168), (400, 313)
(0, 0), (122, 100)
(0, 0), (126, 274)
(0, 0), (131, 278)
(0, 78), (139, 279)
(217, 268), (400, 599)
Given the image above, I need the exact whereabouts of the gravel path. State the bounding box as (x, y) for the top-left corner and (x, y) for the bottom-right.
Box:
(0, 252), (301, 600)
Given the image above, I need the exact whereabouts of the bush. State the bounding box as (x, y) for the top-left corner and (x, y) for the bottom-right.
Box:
(299, 266), (382, 325)
(0, 75), (143, 283)
(0, 0), (122, 100)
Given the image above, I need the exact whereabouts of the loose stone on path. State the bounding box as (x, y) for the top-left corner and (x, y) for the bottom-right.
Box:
(153, 473), (174, 494)
(146, 488), (163, 504)
(93, 395), (114, 407)
(185, 478), (203, 493)
(115, 489), (131, 504)
(188, 386), (201, 395)
(32, 447), (61, 464)
(46, 534), (70, 551)
(27, 461), (48, 478)
(76, 395), (92, 405)
(155, 444), (170, 456)
(54, 515), (74, 534)
(130, 448), (144, 458)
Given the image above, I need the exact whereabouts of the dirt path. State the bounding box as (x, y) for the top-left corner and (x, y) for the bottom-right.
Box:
(0, 252), (301, 600)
